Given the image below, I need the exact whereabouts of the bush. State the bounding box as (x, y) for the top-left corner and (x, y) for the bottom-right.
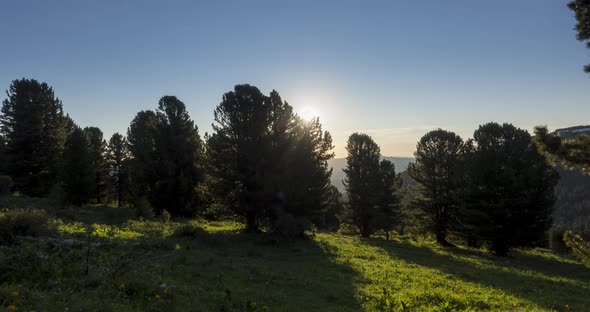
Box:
(0, 222), (14, 245)
(135, 197), (155, 219)
(549, 226), (570, 255)
(160, 210), (172, 223)
(270, 213), (312, 239)
(0, 209), (55, 240)
(0, 176), (13, 195)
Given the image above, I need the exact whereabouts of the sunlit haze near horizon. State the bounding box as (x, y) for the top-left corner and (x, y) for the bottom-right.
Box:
(1, 0), (589, 157)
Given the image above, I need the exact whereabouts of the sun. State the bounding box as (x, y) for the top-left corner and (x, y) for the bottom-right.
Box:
(299, 105), (320, 121)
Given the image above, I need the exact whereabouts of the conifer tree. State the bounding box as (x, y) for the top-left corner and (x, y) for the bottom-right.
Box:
(153, 96), (203, 216)
(207, 85), (290, 231)
(0, 79), (67, 196)
(63, 127), (94, 206)
(377, 159), (401, 240)
(463, 123), (558, 256)
(83, 127), (108, 203)
(407, 129), (465, 246)
(343, 133), (382, 238)
(127, 110), (159, 204)
(283, 117), (335, 227)
(107, 133), (129, 207)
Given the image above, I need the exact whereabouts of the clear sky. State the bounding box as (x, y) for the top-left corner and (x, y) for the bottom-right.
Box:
(1, 0), (589, 157)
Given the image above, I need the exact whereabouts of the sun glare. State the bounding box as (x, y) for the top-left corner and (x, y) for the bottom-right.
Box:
(299, 105), (320, 121)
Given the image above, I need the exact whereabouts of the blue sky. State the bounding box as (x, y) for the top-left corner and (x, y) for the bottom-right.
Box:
(1, 0), (588, 157)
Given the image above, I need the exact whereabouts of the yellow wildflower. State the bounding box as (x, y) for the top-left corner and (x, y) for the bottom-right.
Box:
(7, 305), (17, 312)
(118, 283), (125, 290)
(154, 293), (161, 300)
(9, 291), (19, 298)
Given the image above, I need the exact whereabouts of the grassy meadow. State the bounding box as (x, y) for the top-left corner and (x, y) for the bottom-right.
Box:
(1, 196), (589, 312)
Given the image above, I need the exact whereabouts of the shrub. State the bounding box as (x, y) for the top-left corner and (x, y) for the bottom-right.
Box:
(135, 197), (155, 219)
(564, 230), (590, 267)
(0, 176), (13, 195)
(160, 210), (172, 223)
(173, 223), (206, 238)
(270, 213), (312, 239)
(0, 209), (56, 239)
(549, 226), (570, 255)
(0, 222), (14, 245)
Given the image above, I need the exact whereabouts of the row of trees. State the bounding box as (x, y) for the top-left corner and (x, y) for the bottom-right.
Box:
(0, 79), (339, 236)
(0, 79), (562, 255)
(342, 125), (559, 256)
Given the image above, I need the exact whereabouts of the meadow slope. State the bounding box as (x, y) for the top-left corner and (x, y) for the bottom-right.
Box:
(1, 200), (589, 311)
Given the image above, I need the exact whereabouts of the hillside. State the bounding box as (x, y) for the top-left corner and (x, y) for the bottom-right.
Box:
(1, 199), (588, 311)
(554, 125), (590, 139)
(328, 157), (414, 193)
(552, 126), (590, 232)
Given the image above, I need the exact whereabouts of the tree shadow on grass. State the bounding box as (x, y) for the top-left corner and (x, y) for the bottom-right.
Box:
(366, 238), (590, 311)
(11, 220), (361, 312)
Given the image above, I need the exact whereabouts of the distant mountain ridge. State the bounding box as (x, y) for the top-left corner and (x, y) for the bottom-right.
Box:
(555, 125), (590, 139)
(328, 157), (414, 193)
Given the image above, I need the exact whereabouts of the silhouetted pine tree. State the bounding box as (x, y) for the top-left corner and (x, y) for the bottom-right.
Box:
(83, 127), (108, 204)
(282, 116), (335, 228)
(343, 133), (382, 238)
(207, 85), (291, 232)
(107, 133), (129, 208)
(462, 123), (558, 256)
(63, 127), (94, 206)
(153, 96), (203, 216)
(377, 159), (401, 240)
(0, 79), (67, 196)
(568, 0), (590, 73)
(407, 129), (465, 246)
(127, 110), (159, 204)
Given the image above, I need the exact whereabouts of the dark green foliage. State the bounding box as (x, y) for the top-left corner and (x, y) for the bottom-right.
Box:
(377, 159), (401, 240)
(134, 196), (155, 219)
(0, 175), (13, 195)
(107, 133), (130, 207)
(83, 127), (108, 204)
(127, 97), (203, 217)
(343, 133), (382, 238)
(534, 126), (590, 174)
(127, 110), (159, 201)
(407, 129), (465, 246)
(564, 230), (590, 267)
(568, 0), (590, 72)
(0, 135), (6, 174)
(462, 123), (558, 256)
(0, 79), (67, 196)
(207, 85), (334, 233)
(0, 208), (55, 240)
(281, 117), (335, 228)
(62, 127), (94, 206)
(552, 167), (590, 232)
(153, 96), (203, 216)
(207, 85), (288, 231)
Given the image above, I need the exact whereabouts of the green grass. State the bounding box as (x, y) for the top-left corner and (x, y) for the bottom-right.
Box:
(1, 197), (589, 311)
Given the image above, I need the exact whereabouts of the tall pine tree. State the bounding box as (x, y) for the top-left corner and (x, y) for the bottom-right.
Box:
(0, 79), (67, 196)
(63, 127), (94, 206)
(107, 133), (129, 208)
(407, 129), (465, 246)
(207, 85), (289, 231)
(153, 96), (203, 216)
(83, 127), (108, 204)
(343, 133), (382, 238)
(463, 123), (558, 256)
(377, 159), (401, 240)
